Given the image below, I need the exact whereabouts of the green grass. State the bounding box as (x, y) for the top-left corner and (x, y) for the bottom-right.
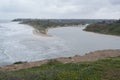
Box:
(0, 57), (120, 80)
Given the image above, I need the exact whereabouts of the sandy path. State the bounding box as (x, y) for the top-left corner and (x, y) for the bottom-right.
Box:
(0, 49), (120, 71)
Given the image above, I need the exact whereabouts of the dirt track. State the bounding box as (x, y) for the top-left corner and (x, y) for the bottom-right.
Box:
(0, 49), (120, 71)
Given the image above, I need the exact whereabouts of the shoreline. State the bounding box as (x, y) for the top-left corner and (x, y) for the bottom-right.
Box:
(84, 29), (120, 37)
(22, 22), (119, 38)
(84, 21), (120, 36)
(22, 23), (85, 37)
(27, 23), (120, 38)
(0, 49), (120, 71)
(20, 23), (51, 37)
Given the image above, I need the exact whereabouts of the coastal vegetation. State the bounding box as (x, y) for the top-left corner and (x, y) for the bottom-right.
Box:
(84, 19), (120, 36)
(13, 19), (85, 34)
(0, 56), (120, 80)
(12, 19), (114, 34)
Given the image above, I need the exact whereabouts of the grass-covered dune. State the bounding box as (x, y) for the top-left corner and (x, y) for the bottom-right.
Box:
(0, 56), (120, 80)
(84, 19), (120, 36)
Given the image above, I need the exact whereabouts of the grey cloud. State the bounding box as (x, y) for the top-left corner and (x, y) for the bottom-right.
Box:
(0, 0), (120, 19)
(109, 0), (120, 5)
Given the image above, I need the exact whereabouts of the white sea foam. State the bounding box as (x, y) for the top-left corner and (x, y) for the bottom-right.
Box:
(0, 22), (70, 66)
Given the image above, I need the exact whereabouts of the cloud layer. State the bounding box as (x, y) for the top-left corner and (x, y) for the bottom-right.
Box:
(0, 0), (120, 19)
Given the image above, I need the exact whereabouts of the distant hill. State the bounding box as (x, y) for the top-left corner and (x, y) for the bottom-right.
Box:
(84, 19), (120, 36)
(12, 18), (115, 24)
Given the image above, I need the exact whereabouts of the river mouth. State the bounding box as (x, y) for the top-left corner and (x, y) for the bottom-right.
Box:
(48, 26), (120, 54)
(0, 22), (120, 66)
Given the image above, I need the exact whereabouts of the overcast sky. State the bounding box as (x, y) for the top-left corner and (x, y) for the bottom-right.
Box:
(0, 0), (120, 19)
